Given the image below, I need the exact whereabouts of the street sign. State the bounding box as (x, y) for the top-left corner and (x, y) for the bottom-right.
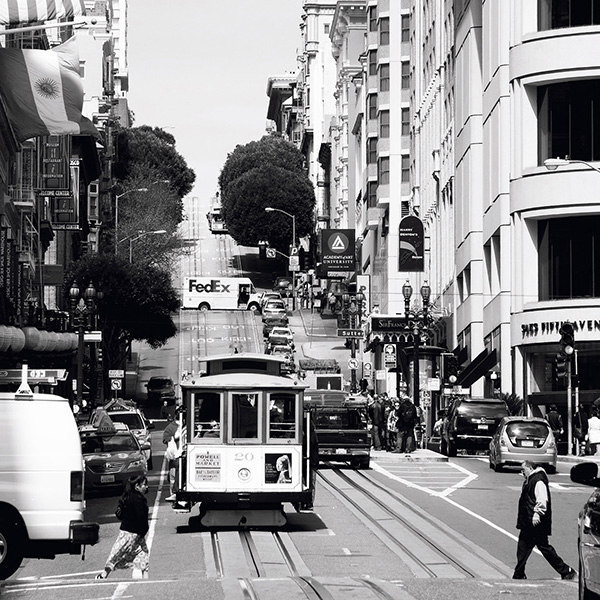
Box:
(348, 358), (359, 370)
(266, 248), (276, 259)
(364, 362), (372, 372)
(108, 370), (124, 378)
(111, 379), (122, 390)
(384, 343), (397, 368)
(289, 256), (300, 272)
(337, 328), (362, 338)
(290, 246), (299, 256)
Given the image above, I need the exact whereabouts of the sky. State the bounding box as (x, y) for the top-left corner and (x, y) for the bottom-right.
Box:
(126, 0), (303, 201)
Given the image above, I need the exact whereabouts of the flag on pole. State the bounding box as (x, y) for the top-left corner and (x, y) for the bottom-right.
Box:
(0, 36), (100, 142)
(0, 0), (86, 25)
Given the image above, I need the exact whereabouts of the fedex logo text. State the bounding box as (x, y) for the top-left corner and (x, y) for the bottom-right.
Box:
(188, 279), (231, 293)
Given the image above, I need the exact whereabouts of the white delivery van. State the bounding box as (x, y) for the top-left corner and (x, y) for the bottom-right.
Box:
(0, 368), (99, 579)
(182, 276), (262, 312)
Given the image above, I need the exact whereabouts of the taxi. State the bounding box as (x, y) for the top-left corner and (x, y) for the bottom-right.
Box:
(79, 415), (147, 492)
(98, 398), (154, 469)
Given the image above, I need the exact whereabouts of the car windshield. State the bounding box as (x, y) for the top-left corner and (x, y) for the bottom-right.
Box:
(506, 422), (550, 438)
(109, 413), (144, 429)
(81, 433), (139, 454)
(459, 402), (507, 418)
(314, 409), (366, 429)
(148, 378), (172, 389)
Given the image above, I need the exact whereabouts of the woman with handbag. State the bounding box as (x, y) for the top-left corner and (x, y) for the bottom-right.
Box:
(95, 475), (150, 580)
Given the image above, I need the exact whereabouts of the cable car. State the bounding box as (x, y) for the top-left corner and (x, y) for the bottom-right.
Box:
(206, 205), (227, 233)
(172, 353), (316, 527)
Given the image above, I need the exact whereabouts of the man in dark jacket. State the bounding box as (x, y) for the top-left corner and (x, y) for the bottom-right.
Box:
(394, 395), (418, 453)
(545, 405), (564, 441)
(367, 395), (385, 451)
(513, 461), (575, 580)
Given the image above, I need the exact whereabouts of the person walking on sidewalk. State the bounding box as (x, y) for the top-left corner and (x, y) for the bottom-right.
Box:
(512, 461), (576, 581)
(394, 395), (418, 453)
(545, 405), (564, 441)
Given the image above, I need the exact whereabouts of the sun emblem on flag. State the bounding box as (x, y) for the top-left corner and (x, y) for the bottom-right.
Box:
(34, 78), (60, 99)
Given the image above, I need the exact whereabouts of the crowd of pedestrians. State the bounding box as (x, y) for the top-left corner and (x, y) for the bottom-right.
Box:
(365, 391), (423, 453)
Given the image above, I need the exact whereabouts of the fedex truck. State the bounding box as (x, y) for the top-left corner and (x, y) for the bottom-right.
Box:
(182, 277), (262, 312)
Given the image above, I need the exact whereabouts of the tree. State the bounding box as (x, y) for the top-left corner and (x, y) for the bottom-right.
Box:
(219, 135), (315, 253)
(63, 254), (180, 396)
(113, 126), (196, 199)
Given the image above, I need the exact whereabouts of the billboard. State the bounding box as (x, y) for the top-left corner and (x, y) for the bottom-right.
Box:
(398, 215), (424, 272)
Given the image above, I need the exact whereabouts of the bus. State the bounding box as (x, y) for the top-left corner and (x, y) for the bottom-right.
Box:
(206, 205), (227, 234)
(171, 353), (316, 527)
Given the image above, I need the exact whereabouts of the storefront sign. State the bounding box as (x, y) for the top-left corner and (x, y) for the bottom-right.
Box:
(513, 308), (600, 346)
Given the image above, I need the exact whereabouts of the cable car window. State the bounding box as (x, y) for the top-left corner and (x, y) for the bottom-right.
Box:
(192, 392), (221, 441)
(269, 392), (296, 439)
(232, 392), (259, 438)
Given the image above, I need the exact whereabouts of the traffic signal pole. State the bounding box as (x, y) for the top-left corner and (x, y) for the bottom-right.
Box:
(566, 358), (573, 456)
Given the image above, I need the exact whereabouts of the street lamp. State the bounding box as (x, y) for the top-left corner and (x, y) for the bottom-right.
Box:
(69, 281), (101, 414)
(114, 188), (148, 252)
(126, 229), (167, 263)
(402, 280), (432, 409)
(265, 207), (297, 309)
(544, 157), (600, 174)
(114, 180), (170, 253)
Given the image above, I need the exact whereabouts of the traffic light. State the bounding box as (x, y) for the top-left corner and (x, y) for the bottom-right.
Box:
(554, 353), (566, 381)
(443, 354), (459, 385)
(559, 322), (575, 357)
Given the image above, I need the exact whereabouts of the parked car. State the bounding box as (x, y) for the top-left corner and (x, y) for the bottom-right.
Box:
(570, 462), (600, 599)
(98, 399), (155, 470)
(262, 299), (288, 319)
(266, 343), (294, 359)
(79, 421), (147, 492)
(145, 376), (176, 405)
(263, 315), (289, 337)
(440, 396), (509, 457)
(488, 416), (557, 473)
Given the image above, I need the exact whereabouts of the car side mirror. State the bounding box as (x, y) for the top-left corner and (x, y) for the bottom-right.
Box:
(147, 420), (155, 430)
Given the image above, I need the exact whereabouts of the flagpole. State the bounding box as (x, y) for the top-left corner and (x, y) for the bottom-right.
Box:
(0, 19), (89, 36)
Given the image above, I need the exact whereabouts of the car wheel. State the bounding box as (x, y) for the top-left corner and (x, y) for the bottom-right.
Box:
(546, 464), (556, 475)
(147, 454), (153, 471)
(248, 302), (260, 314)
(198, 303), (210, 312)
(579, 557), (600, 600)
(493, 461), (503, 473)
(0, 518), (24, 580)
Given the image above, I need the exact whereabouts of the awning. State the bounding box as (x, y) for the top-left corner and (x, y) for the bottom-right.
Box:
(455, 349), (497, 388)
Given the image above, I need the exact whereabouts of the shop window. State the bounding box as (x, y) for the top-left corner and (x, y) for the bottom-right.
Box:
(538, 80), (600, 163)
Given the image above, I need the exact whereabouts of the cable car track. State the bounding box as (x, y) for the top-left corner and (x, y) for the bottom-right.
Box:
(209, 530), (401, 600)
(318, 467), (511, 580)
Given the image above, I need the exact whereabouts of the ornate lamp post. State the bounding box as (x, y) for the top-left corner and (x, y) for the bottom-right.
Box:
(402, 280), (432, 408)
(69, 281), (101, 413)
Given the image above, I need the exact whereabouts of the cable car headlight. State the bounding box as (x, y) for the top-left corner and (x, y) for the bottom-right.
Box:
(238, 468), (251, 482)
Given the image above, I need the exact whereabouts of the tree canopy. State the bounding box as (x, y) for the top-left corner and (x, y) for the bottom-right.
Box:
(113, 125), (196, 199)
(63, 254), (180, 374)
(218, 135), (315, 253)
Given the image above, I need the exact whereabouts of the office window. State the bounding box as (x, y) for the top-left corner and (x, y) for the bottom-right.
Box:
(367, 182), (377, 207)
(324, 23), (330, 34)
(538, 80), (600, 162)
(379, 63), (390, 92)
(367, 137), (377, 165)
(539, 216), (600, 300)
(401, 155), (410, 183)
(369, 50), (377, 76)
(378, 156), (390, 184)
(368, 94), (378, 120)
(401, 61), (410, 89)
(401, 14), (411, 42)
(401, 108), (410, 135)
(369, 6), (377, 31)
(379, 17), (390, 45)
(379, 110), (390, 138)
(539, 0), (600, 30)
